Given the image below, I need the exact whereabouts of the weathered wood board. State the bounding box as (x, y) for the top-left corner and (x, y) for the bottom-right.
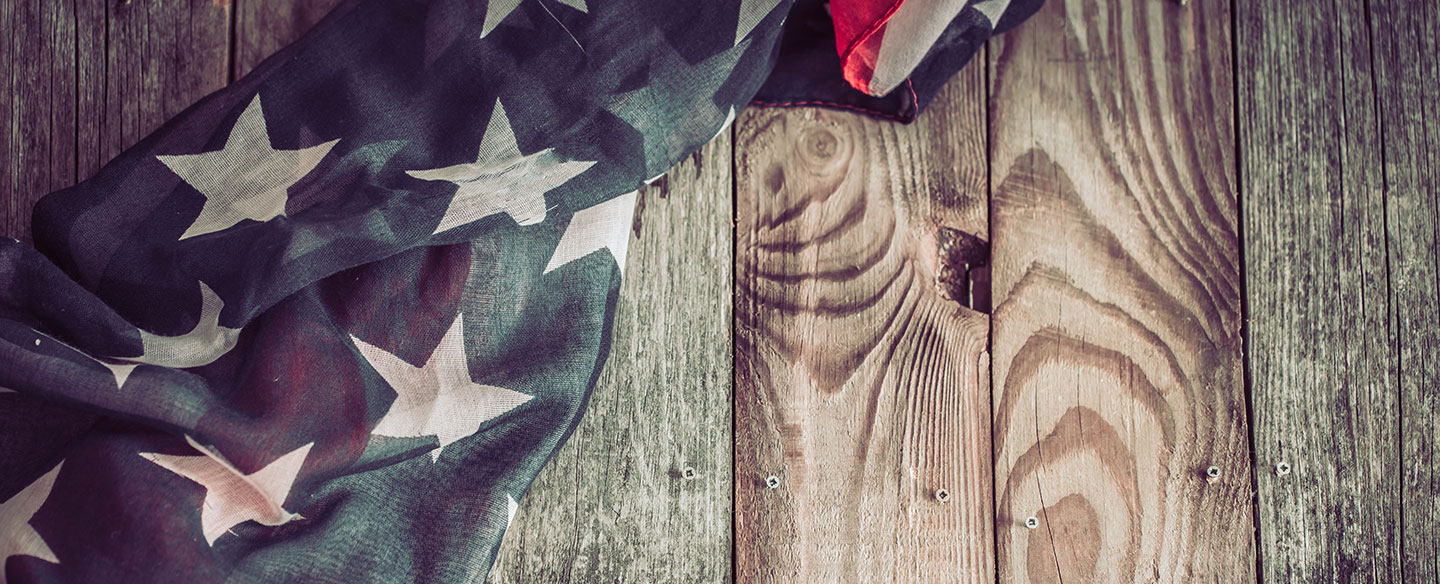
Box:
(0, 0), (231, 240)
(1236, 1), (1406, 581)
(1365, 2), (1440, 578)
(733, 67), (994, 583)
(1, 0), (77, 238)
(987, 0), (1255, 581)
(488, 137), (736, 583)
(234, 0), (341, 79)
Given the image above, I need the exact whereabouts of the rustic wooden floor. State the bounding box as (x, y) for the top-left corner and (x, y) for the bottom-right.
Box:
(3, 0), (1437, 582)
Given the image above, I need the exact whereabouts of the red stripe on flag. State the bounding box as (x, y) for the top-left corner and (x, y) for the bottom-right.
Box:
(831, 0), (907, 95)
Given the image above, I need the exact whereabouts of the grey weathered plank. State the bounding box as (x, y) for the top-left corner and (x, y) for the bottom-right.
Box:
(1, 0), (79, 239)
(733, 69), (993, 583)
(233, 0), (341, 79)
(75, 0), (107, 186)
(99, 0), (230, 165)
(1, 0), (231, 240)
(988, 0), (1254, 580)
(488, 135), (735, 583)
(1366, 0), (1440, 578)
(1236, 0), (1403, 580)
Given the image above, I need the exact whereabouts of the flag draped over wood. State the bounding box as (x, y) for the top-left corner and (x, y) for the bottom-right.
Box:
(0, 0), (1036, 581)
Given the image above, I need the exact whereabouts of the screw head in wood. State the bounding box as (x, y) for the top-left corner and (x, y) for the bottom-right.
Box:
(1205, 465), (1221, 481)
(1275, 462), (1291, 476)
(934, 488), (951, 503)
(765, 475), (781, 489)
(1024, 516), (1039, 529)
(681, 466), (697, 480)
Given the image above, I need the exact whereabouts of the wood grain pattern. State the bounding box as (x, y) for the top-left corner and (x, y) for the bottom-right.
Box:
(0, 0), (230, 240)
(233, 0), (340, 79)
(488, 136), (735, 583)
(2, 0), (80, 238)
(734, 68), (993, 583)
(1365, 1), (1440, 578)
(1236, 1), (1403, 581)
(99, 0), (231, 170)
(987, 0), (1254, 581)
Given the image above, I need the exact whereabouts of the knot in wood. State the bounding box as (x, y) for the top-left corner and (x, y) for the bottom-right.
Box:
(793, 126), (847, 173)
(802, 128), (839, 160)
(935, 227), (991, 312)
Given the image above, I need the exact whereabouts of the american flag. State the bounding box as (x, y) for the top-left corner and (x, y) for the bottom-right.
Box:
(0, 0), (1035, 581)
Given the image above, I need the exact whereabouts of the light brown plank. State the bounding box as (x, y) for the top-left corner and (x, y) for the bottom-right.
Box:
(1236, 0), (1403, 580)
(987, 0), (1254, 581)
(488, 136), (735, 583)
(1366, 0), (1440, 578)
(734, 69), (993, 583)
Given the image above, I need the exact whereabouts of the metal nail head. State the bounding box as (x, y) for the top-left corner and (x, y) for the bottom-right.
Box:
(1024, 516), (1039, 529)
(934, 488), (951, 503)
(1205, 465), (1221, 482)
(765, 475), (781, 489)
(681, 466), (697, 480)
(1275, 462), (1291, 476)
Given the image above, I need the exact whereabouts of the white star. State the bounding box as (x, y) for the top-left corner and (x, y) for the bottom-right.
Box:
(506, 494), (518, 528)
(118, 282), (242, 369)
(713, 106), (737, 142)
(351, 317), (532, 462)
(140, 437), (313, 546)
(481, 0), (587, 38)
(406, 101), (595, 234)
(1, 461), (63, 576)
(99, 362), (138, 389)
(735, 0), (783, 45)
(25, 329), (139, 390)
(158, 96), (339, 240)
(544, 191), (637, 276)
(972, 0), (1013, 26)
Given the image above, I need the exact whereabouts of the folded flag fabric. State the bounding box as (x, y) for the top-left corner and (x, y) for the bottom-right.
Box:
(0, 0), (1036, 582)
(753, 0), (1043, 122)
(0, 1), (786, 581)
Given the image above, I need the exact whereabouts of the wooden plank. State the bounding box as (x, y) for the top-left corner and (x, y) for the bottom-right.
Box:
(1, 0), (231, 239)
(1236, 1), (1403, 581)
(233, 0), (341, 79)
(1366, 1), (1440, 578)
(1, 0), (79, 239)
(75, 0), (108, 187)
(100, 0), (230, 165)
(733, 69), (993, 582)
(488, 136), (735, 583)
(987, 0), (1254, 581)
